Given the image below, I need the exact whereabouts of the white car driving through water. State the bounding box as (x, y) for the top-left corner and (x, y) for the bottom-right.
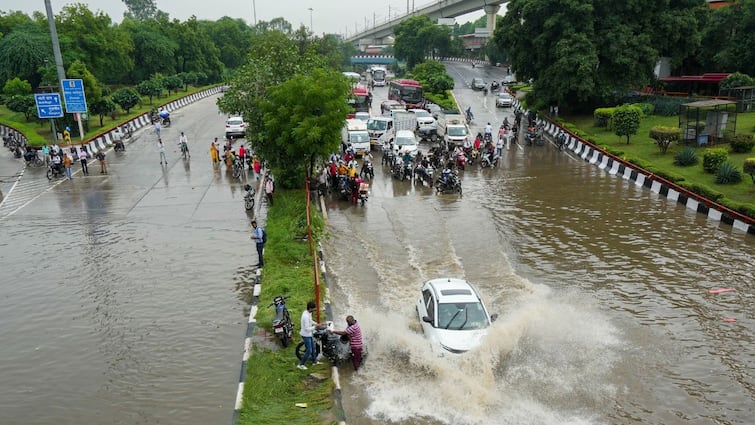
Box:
(416, 278), (498, 354)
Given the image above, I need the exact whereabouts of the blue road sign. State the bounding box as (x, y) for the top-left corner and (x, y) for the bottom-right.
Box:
(34, 93), (64, 119)
(61, 78), (88, 113)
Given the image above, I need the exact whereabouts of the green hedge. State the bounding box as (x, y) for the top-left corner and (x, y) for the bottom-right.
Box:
(593, 107), (615, 127)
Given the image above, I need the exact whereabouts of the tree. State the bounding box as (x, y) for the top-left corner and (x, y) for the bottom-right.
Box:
(698, 0), (755, 76)
(122, 0), (165, 21)
(90, 98), (116, 126)
(163, 75), (183, 95)
(259, 68), (350, 186)
(719, 72), (754, 91)
(613, 105), (642, 144)
(3, 77), (33, 96)
(649, 125), (681, 153)
(200, 17), (252, 69)
(121, 19), (178, 81)
(496, 0), (706, 111)
(137, 78), (163, 104)
(66, 60), (103, 105)
(7, 95), (37, 121)
(408, 61), (454, 96)
(0, 27), (51, 88)
(111, 87), (140, 113)
(394, 16), (452, 69)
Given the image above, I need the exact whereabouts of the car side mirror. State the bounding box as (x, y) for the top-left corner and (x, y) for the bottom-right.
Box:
(422, 316), (433, 324)
(490, 313), (498, 322)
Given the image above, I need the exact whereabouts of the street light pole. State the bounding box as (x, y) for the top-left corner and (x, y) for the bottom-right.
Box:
(44, 0), (66, 143)
(308, 7), (313, 33)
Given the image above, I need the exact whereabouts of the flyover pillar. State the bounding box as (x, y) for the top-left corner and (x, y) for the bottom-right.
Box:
(484, 5), (501, 35)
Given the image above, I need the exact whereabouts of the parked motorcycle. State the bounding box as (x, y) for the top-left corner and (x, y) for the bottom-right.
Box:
(267, 296), (294, 347)
(114, 139), (126, 152)
(243, 184), (255, 211)
(295, 322), (366, 367)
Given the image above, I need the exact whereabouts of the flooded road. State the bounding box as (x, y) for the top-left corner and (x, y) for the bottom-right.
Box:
(324, 63), (754, 425)
(0, 95), (255, 425)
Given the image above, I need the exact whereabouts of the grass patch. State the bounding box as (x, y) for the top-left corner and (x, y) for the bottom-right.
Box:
(238, 190), (334, 425)
(0, 85), (216, 147)
(564, 112), (755, 217)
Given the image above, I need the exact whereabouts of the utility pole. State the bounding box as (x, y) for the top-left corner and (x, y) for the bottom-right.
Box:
(44, 0), (66, 143)
(252, 0), (257, 25)
(308, 7), (313, 32)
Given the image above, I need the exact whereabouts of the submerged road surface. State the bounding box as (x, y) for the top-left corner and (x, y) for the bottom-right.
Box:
(324, 62), (754, 425)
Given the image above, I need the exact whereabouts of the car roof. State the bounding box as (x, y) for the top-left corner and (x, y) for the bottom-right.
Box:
(424, 278), (481, 303)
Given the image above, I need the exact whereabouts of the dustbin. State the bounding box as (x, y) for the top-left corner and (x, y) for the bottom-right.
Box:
(697, 134), (708, 146)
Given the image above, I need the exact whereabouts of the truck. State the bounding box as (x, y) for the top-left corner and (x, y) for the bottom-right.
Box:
(367, 116), (393, 148)
(436, 112), (470, 146)
(377, 111), (416, 147)
(342, 119), (370, 156)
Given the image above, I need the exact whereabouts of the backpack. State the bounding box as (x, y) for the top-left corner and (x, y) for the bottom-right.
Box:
(261, 228), (267, 244)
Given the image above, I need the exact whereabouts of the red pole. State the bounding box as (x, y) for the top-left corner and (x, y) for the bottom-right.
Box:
(305, 179), (321, 322)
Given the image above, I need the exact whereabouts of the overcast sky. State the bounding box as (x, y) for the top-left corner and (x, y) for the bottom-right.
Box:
(3, 0), (494, 37)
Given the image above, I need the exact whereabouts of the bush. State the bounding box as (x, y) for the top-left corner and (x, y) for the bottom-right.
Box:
(715, 161), (743, 184)
(702, 148), (729, 174)
(593, 107), (615, 127)
(654, 169), (685, 183)
(743, 158), (755, 183)
(633, 102), (655, 116)
(674, 147), (698, 166)
(679, 182), (723, 201)
(649, 125), (680, 154)
(645, 96), (696, 116)
(728, 134), (754, 153)
(613, 105), (642, 144)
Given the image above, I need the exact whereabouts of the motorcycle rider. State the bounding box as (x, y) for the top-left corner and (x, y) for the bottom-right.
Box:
(465, 107), (474, 123)
(178, 132), (190, 158)
(484, 122), (493, 141)
(159, 108), (171, 126)
(330, 315), (364, 371)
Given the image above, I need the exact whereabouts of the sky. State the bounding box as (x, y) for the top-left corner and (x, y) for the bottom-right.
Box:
(2, 0), (492, 37)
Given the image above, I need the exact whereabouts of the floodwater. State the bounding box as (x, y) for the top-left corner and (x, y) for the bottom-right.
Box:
(322, 63), (754, 425)
(0, 94), (256, 425)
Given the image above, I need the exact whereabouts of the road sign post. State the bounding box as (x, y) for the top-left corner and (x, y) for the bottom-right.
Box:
(34, 93), (64, 143)
(62, 79), (87, 141)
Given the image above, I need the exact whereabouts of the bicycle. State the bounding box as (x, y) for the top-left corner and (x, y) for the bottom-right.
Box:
(179, 142), (190, 160)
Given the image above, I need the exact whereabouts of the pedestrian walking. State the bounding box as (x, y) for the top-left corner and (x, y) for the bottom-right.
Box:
(154, 120), (162, 138)
(42, 145), (50, 165)
(250, 220), (266, 267)
(96, 150), (108, 174)
(210, 138), (219, 165)
(158, 139), (167, 165)
(63, 152), (73, 179)
(78, 147), (89, 175)
(298, 301), (322, 370)
(264, 175), (275, 206)
(252, 157), (261, 181)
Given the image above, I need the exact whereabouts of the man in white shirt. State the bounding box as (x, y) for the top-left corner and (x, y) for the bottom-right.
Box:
(298, 301), (321, 370)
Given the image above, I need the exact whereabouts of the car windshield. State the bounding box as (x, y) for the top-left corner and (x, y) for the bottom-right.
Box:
(448, 127), (467, 137)
(228, 119), (243, 126)
(350, 132), (369, 143)
(367, 120), (387, 131)
(395, 136), (416, 146)
(438, 302), (488, 330)
(499, 93), (511, 99)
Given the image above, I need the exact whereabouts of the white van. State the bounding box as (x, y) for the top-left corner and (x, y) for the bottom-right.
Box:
(342, 119), (370, 156)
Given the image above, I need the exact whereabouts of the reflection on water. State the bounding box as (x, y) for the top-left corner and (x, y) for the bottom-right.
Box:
(323, 146), (754, 425)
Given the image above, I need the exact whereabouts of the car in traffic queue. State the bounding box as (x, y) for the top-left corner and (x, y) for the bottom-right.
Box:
(391, 129), (419, 157)
(408, 108), (438, 142)
(416, 278), (498, 354)
(225, 116), (247, 139)
(342, 119), (371, 157)
(380, 99), (406, 115)
(471, 77), (486, 90)
(495, 92), (514, 108)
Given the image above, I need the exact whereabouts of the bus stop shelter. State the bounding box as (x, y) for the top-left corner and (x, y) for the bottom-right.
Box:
(678, 99), (737, 146)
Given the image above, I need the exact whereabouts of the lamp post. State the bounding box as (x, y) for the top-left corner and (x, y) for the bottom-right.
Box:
(308, 7), (313, 32)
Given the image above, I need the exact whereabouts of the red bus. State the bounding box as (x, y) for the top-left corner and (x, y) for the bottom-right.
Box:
(388, 79), (424, 109)
(348, 85), (371, 116)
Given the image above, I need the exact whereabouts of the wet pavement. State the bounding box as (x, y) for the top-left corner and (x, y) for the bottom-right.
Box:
(323, 62), (754, 425)
(0, 95), (261, 425)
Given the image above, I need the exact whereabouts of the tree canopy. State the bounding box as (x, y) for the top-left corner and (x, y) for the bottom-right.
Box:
(394, 16), (455, 69)
(496, 0), (707, 110)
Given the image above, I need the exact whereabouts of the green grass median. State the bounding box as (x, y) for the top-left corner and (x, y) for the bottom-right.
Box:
(237, 190), (336, 425)
(561, 112), (755, 218)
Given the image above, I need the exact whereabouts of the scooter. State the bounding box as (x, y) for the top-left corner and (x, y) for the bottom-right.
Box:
(295, 322), (366, 367)
(267, 296), (294, 347)
(243, 184), (255, 211)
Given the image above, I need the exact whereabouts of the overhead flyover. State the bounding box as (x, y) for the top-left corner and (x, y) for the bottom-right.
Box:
(346, 0), (508, 50)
